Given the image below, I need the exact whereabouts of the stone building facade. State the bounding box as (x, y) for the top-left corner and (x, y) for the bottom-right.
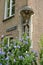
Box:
(0, 0), (43, 51)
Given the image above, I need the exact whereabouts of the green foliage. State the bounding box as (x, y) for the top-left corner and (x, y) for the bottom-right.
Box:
(40, 49), (43, 65)
(39, 36), (43, 48)
(0, 33), (38, 65)
(39, 35), (43, 65)
(3, 37), (8, 46)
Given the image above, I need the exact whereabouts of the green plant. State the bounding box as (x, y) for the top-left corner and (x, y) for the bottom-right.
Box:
(39, 35), (43, 65)
(39, 36), (43, 48)
(0, 33), (38, 65)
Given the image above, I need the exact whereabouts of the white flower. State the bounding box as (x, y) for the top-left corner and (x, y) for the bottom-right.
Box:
(26, 36), (29, 39)
(19, 38), (23, 42)
(26, 51), (28, 53)
(14, 59), (16, 62)
(18, 56), (24, 60)
(26, 54), (30, 57)
(23, 41), (28, 44)
(5, 57), (9, 60)
(31, 50), (38, 57)
(8, 51), (10, 53)
(14, 46), (17, 48)
(17, 45), (20, 48)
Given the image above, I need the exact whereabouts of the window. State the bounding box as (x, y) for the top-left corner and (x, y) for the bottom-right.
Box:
(1, 36), (13, 47)
(4, 0), (15, 19)
(6, 36), (13, 47)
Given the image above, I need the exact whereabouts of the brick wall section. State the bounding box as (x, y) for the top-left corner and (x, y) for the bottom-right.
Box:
(0, 0), (43, 52)
(0, 0), (26, 40)
(28, 0), (43, 51)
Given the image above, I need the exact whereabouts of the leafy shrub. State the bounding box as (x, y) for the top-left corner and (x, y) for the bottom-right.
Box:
(39, 36), (43, 65)
(0, 33), (38, 65)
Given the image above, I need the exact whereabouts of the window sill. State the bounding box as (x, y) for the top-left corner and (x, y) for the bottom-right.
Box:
(3, 15), (15, 22)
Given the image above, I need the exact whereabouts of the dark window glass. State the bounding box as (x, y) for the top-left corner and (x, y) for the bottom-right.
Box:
(7, 9), (10, 17)
(5, 0), (15, 19)
(12, 0), (15, 5)
(7, 0), (10, 8)
(12, 6), (15, 15)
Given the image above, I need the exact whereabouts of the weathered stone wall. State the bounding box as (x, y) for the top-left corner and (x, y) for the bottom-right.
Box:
(28, 0), (43, 51)
(0, 0), (43, 52)
(0, 0), (26, 40)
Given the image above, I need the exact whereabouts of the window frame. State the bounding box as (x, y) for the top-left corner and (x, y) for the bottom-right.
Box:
(2, 36), (13, 47)
(4, 0), (15, 19)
